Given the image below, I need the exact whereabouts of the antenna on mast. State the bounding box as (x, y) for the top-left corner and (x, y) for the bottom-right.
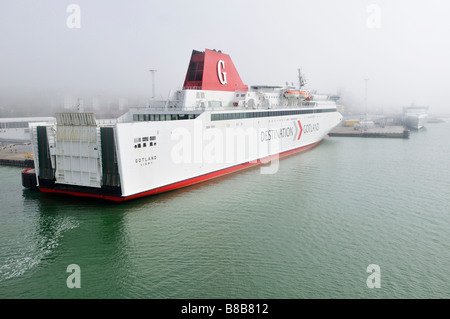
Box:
(149, 69), (157, 99)
(298, 69), (306, 89)
(76, 98), (81, 112)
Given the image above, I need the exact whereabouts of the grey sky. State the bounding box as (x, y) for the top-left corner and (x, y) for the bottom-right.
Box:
(1, 0), (449, 113)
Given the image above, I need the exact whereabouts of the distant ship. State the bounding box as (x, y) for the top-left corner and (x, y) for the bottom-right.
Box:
(23, 49), (343, 201)
(427, 117), (445, 124)
(403, 106), (428, 130)
(0, 117), (55, 143)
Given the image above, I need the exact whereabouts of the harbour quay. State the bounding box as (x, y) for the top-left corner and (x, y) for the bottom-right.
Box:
(329, 126), (410, 139)
(0, 143), (34, 167)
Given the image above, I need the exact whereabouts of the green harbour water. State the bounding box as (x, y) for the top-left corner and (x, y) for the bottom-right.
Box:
(1, 122), (449, 299)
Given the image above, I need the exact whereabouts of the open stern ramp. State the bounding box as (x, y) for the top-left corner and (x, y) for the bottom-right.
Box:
(54, 113), (102, 188)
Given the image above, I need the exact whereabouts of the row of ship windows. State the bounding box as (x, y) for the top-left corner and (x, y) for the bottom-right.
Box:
(134, 142), (156, 148)
(0, 122), (30, 129)
(134, 136), (156, 143)
(134, 136), (157, 149)
(133, 114), (199, 122)
(234, 93), (277, 99)
(210, 108), (335, 121)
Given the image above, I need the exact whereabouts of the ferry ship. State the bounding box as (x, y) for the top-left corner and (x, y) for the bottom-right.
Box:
(403, 106), (428, 130)
(24, 49), (343, 201)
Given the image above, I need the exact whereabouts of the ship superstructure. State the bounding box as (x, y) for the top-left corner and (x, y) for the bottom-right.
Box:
(26, 49), (342, 201)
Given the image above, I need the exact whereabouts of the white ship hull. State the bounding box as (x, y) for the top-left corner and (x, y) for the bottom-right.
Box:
(403, 106), (428, 130)
(0, 128), (31, 143)
(405, 113), (428, 130)
(114, 109), (341, 198)
(0, 117), (55, 143)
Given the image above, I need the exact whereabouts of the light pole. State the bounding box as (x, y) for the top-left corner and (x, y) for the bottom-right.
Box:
(364, 78), (368, 131)
(149, 69), (157, 99)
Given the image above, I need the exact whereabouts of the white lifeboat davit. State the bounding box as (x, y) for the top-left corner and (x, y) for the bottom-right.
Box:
(283, 89), (310, 100)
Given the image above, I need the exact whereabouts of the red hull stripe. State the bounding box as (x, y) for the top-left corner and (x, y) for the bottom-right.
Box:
(39, 141), (321, 202)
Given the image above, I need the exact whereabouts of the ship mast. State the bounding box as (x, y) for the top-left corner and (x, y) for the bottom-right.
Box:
(298, 69), (306, 89)
(149, 69), (157, 99)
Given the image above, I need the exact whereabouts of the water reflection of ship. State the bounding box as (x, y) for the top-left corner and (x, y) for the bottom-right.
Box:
(403, 106), (428, 130)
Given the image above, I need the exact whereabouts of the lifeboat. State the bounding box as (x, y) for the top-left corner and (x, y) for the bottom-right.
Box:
(283, 89), (310, 100)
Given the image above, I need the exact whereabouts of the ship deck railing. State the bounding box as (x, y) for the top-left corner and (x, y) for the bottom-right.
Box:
(143, 100), (334, 113)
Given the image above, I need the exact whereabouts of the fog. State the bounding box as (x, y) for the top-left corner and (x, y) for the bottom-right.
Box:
(1, 0), (449, 117)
